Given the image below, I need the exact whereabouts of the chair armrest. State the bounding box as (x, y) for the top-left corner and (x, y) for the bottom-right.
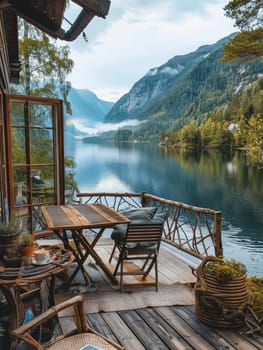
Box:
(10, 295), (87, 346)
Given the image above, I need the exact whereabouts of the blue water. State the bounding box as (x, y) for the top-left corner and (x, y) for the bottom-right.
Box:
(65, 140), (263, 277)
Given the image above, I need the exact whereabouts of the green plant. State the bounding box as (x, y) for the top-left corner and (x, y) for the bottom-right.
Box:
(247, 276), (263, 320)
(0, 219), (23, 246)
(203, 257), (247, 283)
(19, 233), (35, 247)
(0, 219), (22, 236)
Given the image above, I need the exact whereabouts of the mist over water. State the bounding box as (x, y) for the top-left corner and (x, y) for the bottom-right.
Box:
(71, 118), (144, 136)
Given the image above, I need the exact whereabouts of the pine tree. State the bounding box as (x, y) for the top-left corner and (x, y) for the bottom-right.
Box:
(221, 0), (263, 63)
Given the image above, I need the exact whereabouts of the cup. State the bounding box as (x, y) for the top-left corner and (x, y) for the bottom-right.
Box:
(33, 249), (49, 264)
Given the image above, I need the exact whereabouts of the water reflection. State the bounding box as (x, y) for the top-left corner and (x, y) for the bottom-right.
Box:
(67, 140), (263, 276)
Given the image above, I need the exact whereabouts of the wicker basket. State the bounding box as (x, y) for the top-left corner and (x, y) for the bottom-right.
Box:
(194, 256), (252, 329)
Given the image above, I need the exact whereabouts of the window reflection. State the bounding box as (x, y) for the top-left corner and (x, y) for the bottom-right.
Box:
(30, 129), (54, 163)
(29, 103), (53, 128)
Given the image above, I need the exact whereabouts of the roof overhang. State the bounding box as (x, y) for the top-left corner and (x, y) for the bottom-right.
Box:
(2, 8), (20, 83)
(0, 0), (111, 85)
(1, 0), (111, 41)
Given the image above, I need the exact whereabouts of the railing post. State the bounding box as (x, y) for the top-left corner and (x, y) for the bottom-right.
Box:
(214, 211), (223, 257)
(141, 192), (148, 207)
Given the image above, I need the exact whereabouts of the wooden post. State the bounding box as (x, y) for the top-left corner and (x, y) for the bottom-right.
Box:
(214, 211), (223, 257)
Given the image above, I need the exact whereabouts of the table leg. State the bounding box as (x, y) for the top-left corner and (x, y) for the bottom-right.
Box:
(68, 230), (91, 285)
(75, 230), (117, 283)
(55, 229), (91, 286)
(54, 228), (117, 285)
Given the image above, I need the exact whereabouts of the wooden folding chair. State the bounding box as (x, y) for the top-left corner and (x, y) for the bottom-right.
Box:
(109, 222), (163, 292)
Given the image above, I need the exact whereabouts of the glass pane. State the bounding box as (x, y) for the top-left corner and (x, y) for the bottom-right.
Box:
(10, 101), (25, 126)
(11, 128), (26, 164)
(30, 128), (54, 164)
(13, 167), (30, 233)
(29, 103), (53, 128)
(31, 166), (55, 204)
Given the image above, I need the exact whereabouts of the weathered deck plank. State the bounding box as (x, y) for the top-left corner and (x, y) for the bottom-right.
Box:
(59, 305), (262, 350)
(54, 238), (262, 349)
(155, 306), (215, 349)
(118, 309), (168, 349)
(173, 305), (262, 350)
(137, 308), (194, 349)
(101, 312), (145, 350)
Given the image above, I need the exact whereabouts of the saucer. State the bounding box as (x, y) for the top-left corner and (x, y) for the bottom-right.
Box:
(32, 257), (52, 266)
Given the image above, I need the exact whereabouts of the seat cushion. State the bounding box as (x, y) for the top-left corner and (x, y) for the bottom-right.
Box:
(136, 210), (168, 248)
(111, 207), (157, 247)
(48, 332), (118, 349)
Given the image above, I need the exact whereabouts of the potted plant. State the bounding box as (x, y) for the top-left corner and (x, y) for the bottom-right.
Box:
(18, 233), (38, 257)
(0, 220), (22, 246)
(193, 256), (253, 329)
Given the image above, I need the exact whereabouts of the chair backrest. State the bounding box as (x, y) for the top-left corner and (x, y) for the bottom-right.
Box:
(125, 222), (163, 249)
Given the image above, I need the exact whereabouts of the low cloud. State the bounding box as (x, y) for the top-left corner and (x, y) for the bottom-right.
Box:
(74, 119), (144, 136)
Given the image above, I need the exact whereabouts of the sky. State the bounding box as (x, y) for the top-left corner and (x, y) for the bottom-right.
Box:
(64, 0), (237, 102)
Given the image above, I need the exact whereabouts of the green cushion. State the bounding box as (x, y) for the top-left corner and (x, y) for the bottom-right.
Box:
(137, 210), (167, 248)
(111, 207), (157, 247)
(111, 208), (167, 246)
(120, 206), (158, 221)
(111, 223), (129, 243)
(151, 210), (168, 224)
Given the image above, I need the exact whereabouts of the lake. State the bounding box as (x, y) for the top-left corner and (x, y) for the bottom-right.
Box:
(65, 139), (263, 277)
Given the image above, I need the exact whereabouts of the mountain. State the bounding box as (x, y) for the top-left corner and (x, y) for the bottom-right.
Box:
(104, 34), (263, 137)
(68, 88), (114, 121)
(64, 87), (114, 138)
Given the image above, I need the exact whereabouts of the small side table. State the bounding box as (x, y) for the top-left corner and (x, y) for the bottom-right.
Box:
(0, 247), (73, 348)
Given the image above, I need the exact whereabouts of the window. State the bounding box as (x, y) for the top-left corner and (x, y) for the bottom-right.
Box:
(5, 94), (64, 234)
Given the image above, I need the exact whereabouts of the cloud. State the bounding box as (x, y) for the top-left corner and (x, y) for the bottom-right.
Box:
(74, 119), (144, 136)
(66, 0), (236, 102)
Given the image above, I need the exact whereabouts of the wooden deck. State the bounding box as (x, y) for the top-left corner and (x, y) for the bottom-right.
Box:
(52, 238), (263, 350)
(59, 305), (263, 350)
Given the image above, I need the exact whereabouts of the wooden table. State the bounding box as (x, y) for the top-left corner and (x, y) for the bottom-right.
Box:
(0, 247), (73, 348)
(41, 204), (129, 286)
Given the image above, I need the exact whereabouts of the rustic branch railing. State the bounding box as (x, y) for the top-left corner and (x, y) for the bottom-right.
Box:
(77, 192), (223, 260)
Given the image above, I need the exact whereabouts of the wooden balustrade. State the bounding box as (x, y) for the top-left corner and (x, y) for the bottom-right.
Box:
(77, 192), (223, 260)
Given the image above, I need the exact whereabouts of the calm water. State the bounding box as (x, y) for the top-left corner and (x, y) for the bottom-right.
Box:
(65, 140), (263, 277)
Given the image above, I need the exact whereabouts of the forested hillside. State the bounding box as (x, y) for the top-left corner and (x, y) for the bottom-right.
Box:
(104, 34), (263, 143)
(160, 77), (263, 167)
(105, 35), (236, 123)
(133, 54), (263, 141)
